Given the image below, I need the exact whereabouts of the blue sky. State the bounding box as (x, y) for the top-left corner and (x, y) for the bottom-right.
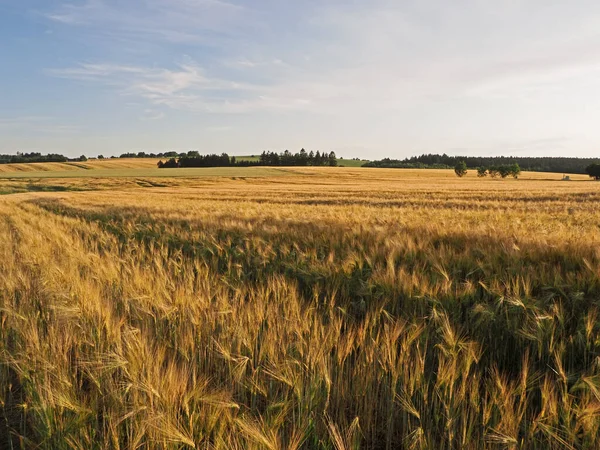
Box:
(1, 1), (600, 158)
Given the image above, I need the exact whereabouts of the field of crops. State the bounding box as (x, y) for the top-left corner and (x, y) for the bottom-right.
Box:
(1, 167), (599, 449)
(0, 166), (289, 181)
(0, 157), (369, 176)
(0, 158), (162, 173)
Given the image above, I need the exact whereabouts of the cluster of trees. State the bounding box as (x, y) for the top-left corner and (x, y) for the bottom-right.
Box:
(158, 153), (232, 168)
(0, 152), (68, 164)
(454, 161), (522, 179)
(258, 150), (338, 166)
(586, 163), (600, 180)
(457, 162), (600, 180)
(158, 149), (338, 169)
(0, 152), (90, 164)
(477, 163), (522, 179)
(363, 158), (451, 169)
(366, 154), (600, 174)
(119, 151), (184, 159)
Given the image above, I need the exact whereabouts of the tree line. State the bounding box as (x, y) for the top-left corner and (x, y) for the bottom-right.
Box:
(587, 163), (600, 180)
(258, 150), (338, 166)
(117, 151), (184, 159)
(3, 150), (599, 178)
(454, 161), (522, 178)
(157, 149), (338, 168)
(0, 152), (69, 164)
(455, 161), (600, 180)
(0, 152), (91, 164)
(365, 153), (600, 174)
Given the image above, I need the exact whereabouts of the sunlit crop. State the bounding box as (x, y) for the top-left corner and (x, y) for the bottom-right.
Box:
(1, 167), (599, 449)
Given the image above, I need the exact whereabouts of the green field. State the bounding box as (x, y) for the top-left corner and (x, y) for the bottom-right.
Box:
(337, 158), (369, 167)
(235, 155), (261, 162)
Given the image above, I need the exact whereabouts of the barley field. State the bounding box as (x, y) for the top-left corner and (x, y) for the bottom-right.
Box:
(0, 157), (368, 177)
(1, 167), (599, 449)
(0, 158), (163, 174)
(0, 160), (291, 181)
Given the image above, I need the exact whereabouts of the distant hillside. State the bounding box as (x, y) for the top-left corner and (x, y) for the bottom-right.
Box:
(0, 152), (69, 164)
(0, 158), (161, 173)
(364, 154), (600, 174)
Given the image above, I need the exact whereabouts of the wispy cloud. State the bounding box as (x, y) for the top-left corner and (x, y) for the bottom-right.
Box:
(47, 57), (374, 114)
(43, 0), (600, 115)
(0, 116), (82, 135)
(141, 109), (166, 121)
(18, 0), (600, 156)
(0, 116), (49, 126)
(47, 60), (273, 113)
(43, 0), (250, 45)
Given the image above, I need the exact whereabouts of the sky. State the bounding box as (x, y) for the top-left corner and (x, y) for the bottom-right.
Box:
(1, 1), (600, 159)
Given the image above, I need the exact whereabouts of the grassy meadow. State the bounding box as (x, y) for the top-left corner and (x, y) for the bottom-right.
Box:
(1, 166), (600, 449)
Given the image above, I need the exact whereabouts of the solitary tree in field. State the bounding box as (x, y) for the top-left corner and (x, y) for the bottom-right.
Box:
(510, 163), (521, 179)
(477, 167), (488, 177)
(454, 161), (468, 177)
(586, 163), (600, 180)
(328, 151), (338, 167)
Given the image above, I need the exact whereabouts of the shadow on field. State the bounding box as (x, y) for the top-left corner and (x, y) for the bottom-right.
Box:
(30, 197), (600, 379)
(0, 196), (596, 448)
(0, 184), (89, 195)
